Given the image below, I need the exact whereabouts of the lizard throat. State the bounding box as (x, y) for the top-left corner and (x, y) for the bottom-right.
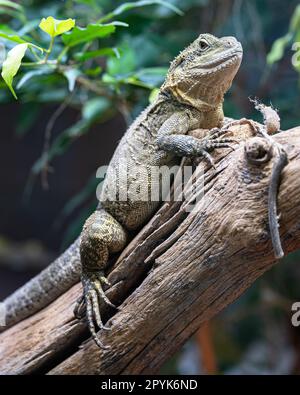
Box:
(167, 53), (242, 111)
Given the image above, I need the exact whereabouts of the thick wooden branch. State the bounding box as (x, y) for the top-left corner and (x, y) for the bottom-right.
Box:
(1, 122), (300, 375)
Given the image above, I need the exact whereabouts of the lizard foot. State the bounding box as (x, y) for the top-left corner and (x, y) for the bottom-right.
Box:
(207, 124), (240, 142)
(208, 126), (231, 139)
(196, 134), (238, 167)
(75, 270), (117, 349)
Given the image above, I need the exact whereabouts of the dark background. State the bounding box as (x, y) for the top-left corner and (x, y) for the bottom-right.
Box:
(0, 0), (300, 374)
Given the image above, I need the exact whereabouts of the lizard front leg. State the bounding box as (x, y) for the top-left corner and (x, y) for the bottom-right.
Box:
(77, 208), (127, 348)
(157, 112), (235, 166)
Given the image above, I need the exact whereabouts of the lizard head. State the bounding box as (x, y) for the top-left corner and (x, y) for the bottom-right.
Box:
(161, 34), (243, 110)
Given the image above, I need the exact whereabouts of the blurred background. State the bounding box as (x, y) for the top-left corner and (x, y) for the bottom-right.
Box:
(0, 0), (300, 374)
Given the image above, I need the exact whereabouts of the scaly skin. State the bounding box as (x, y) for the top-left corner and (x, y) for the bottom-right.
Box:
(78, 34), (243, 347)
(0, 237), (81, 332)
(1, 34), (243, 347)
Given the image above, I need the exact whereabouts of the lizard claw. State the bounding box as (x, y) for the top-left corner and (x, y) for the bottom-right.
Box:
(197, 138), (237, 163)
(73, 294), (85, 319)
(199, 150), (216, 168)
(208, 127), (231, 138)
(207, 124), (240, 143)
(75, 270), (117, 348)
(193, 128), (239, 168)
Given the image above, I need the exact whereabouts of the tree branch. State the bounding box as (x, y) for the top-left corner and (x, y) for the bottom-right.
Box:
(1, 122), (300, 375)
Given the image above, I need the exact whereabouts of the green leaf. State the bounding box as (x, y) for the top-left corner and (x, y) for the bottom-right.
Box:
(290, 4), (300, 32)
(39, 17), (75, 37)
(149, 87), (159, 103)
(0, 42), (5, 65)
(292, 40), (300, 73)
(73, 0), (101, 12)
(34, 88), (67, 103)
(62, 68), (81, 91)
(18, 19), (41, 36)
(74, 47), (120, 62)
(0, 31), (27, 44)
(0, 24), (15, 34)
(124, 76), (153, 89)
(85, 66), (102, 76)
(102, 73), (117, 84)
(17, 67), (53, 89)
(62, 23), (116, 47)
(267, 33), (293, 65)
(99, 0), (183, 23)
(0, 0), (23, 12)
(135, 67), (167, 85)
(107, 44), (136, 75)
(0, 30), (44, 52)
(122, 67), (167, 89)
(0, 1), (25, 22)
(0, 6), (25, 22)
(82, 97), (111, 121)
(1, 43), (28, 99)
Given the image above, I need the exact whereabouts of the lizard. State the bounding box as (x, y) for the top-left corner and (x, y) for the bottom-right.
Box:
(0, 34), (243, 348)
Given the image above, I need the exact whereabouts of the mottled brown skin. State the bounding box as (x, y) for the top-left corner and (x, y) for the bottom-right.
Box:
(1, 34), (243, 347)
(78, 34), (243, 347)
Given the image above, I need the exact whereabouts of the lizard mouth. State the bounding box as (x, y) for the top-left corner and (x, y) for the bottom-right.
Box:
(191, 47), (243, 72)
(182, 45), (243, 105)
(204, 53), (242, 70)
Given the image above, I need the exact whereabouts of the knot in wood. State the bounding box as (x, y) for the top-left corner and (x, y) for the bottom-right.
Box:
(244, 137), (272, 165)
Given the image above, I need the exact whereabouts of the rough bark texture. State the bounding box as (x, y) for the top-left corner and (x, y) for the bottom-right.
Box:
(0, 122), (300, 375)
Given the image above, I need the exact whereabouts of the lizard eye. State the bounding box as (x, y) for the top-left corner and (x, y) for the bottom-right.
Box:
(199, 39), (209, 51)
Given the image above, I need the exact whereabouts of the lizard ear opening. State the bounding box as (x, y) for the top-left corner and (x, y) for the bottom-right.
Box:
(199, 38), (210, 51)
(169, 56), (185, 72)
(175, 57), (185, 67)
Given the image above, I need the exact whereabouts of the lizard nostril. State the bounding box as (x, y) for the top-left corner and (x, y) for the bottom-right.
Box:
(222, 36), (237, 47)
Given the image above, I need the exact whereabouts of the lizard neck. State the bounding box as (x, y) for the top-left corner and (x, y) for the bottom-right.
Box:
(158, 91), (224, 128)
(160, 82), (224, 112)
(200, 104), (224, 128)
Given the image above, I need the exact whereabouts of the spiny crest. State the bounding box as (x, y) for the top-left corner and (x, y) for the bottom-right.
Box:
(169, 33), (222, 69)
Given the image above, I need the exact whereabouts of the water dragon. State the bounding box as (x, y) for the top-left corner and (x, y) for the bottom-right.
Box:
(1, 34), (243, 348)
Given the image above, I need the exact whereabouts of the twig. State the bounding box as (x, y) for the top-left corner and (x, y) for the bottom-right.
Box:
(268, 144), (288, 258)
(41, 92), (75, 189)
(250, 98), (288, 259)
(75, 75), (113, 98)
(196, 322), (217, 374)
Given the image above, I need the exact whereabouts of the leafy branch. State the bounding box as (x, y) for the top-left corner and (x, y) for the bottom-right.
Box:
(267, 4), (300, 71)
(0, 0), (178, 184)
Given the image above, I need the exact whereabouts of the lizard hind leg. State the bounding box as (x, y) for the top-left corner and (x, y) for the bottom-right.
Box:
(78, 209), (127, 348)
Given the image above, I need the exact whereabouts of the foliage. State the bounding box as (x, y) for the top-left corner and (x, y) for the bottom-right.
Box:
(1, 0), (300, 375)
(267, 4), (300, 71)
(0, 0), (184, 178)
(0, 0), (209, 244)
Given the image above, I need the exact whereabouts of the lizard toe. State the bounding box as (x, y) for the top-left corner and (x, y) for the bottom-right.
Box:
(85, 291), (111, 349)
(208, 127), (230, 139)
(78, 270), (116, 347)
(73, 294), (85, 319)
(95, 280), (117, 309)
(199, 150), (216, 168)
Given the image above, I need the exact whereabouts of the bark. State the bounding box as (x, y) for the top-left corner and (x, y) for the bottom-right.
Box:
(0, 122), (300, 375)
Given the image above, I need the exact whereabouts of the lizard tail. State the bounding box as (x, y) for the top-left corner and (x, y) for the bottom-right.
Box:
(0, 237), (81, 332)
